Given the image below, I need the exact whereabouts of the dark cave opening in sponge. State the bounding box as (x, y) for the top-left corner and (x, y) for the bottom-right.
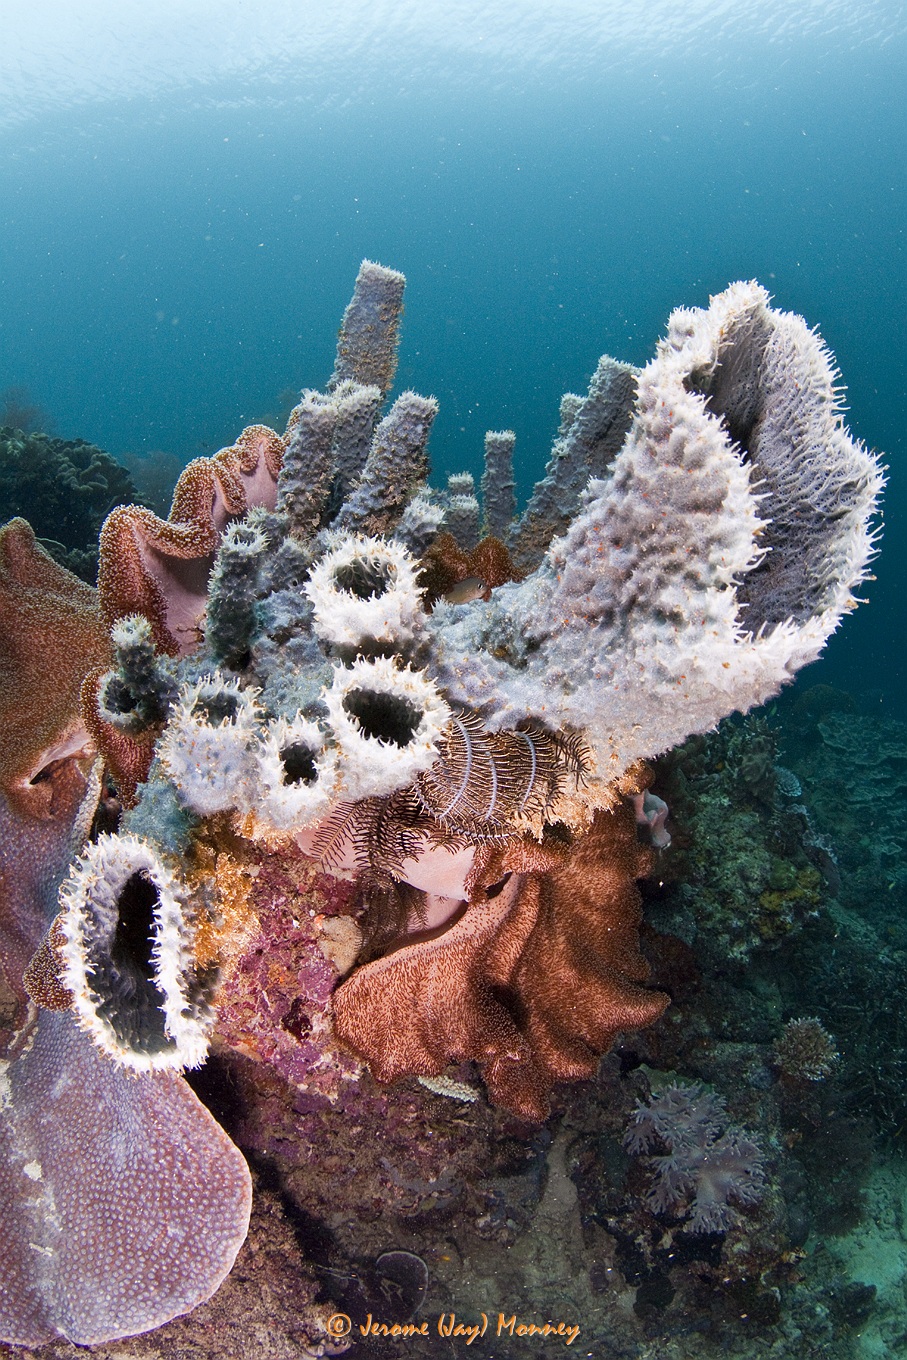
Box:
(86, 866), (174, 1056)
(191, 691), (242, 726)
(280, 741), (319, 786)
(333, 556), (392, 600)
(343, 688), (422, 746)
(111, 870), (159, 983)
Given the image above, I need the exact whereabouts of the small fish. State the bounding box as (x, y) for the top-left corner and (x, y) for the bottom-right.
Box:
(443, 575), (486, 604)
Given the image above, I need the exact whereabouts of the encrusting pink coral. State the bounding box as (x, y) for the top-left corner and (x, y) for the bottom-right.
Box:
(208, 836), (365, 1099)
(98, 423), (284, 655)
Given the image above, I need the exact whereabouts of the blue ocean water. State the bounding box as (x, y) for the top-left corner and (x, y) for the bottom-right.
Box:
(2, 9), (907, 1358)
(1, 6), (903, 710)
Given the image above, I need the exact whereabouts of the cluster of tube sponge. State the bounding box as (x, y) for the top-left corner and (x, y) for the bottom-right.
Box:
(159, 647), (449, 823)
(62, 260), (883, 1078)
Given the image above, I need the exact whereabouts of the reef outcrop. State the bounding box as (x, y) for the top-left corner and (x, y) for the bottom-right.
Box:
(70, 263), (882, 1108)
(0, 261), (884, 1347)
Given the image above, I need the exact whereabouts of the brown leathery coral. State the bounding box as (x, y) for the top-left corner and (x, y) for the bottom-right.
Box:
(97, 423), (284, 655)
(0, 518), (111, 815)
(332, 801), (669, 1120)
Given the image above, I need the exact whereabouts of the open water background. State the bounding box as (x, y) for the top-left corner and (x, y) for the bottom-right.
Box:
(0, 0), (904, 709)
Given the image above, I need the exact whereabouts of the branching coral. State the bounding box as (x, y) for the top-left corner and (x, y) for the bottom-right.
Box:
(774, 1015), (839, 1083)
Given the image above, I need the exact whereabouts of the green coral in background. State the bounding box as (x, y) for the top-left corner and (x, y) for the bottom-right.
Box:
(0, 425), (140, 582)
(651, 714), (826, 967)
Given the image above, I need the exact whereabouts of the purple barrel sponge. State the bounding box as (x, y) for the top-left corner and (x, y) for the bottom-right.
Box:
(0, 1011), (251, 1346)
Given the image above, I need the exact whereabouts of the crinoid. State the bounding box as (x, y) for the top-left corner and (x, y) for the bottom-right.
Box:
(310, 786), (467, 887)
(416, 710), (591, 836)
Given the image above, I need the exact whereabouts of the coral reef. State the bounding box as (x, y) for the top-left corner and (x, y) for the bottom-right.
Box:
(89, 271), (883, 825)
(0, 262), (886, 1351)
(788, 705), (907, 910)
(0, 427), (139, 582)
(649, 714), (828, 964)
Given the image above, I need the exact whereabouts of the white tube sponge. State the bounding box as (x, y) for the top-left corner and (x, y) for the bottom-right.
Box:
(304, 532), (425, 651)
(324, 655), (451, 800)
(58, 833), (214, 1071)
(535, 281), (884, 765)
(158, 672), (260, 816)
(430, 281), (884, 798)
(247, 713), (339, 832)
(329, 258), (405, 395)
(334, 390), (438, 538)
